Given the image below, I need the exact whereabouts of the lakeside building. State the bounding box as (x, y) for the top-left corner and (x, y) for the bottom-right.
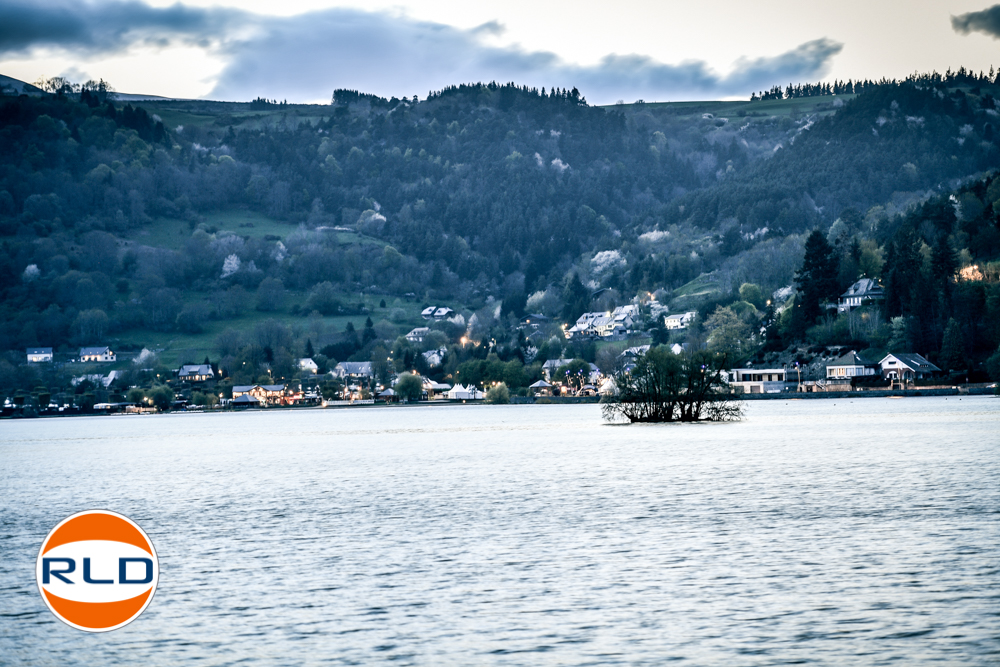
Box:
(725, 368), (788, 394)
(825, 351), (879, 389)
(232, 384), (287, 406)
(26, 347), (53, 363)
(879, 353), (942, 383)
(79, 346), (116, 362)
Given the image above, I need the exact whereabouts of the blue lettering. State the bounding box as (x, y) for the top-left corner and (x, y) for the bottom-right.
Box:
(42, 558), (75, 584)
(83, 557), (114, 584)
(119, 558), (153, 585)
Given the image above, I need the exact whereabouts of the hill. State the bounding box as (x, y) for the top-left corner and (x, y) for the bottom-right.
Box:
(0, 71), (999, 393)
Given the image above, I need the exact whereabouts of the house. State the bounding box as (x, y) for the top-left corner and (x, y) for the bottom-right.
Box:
(406, 327), (431, 343)
(610, 304), (639, 329)
(879, 353), (942, 383)
(837, 278), (884, 313)
(519, 314), (550, 328)
(297, 358), (319, 374)
(422, 348), (447, 367)
(422, 378), (452, 399)
(232, 394), (261, 407)
(26, 347), (53, 363)
(332, 361), (374, 381)
(565, 308), (633, 339)
(726, 368), (788, 394)
(80, 346), (116, 362)
(825, 351), (878, 380)
(447, 384), (483, 400)
(665, 311), (697, 330)
(421, 306), (455, 321)
(231, 384), (287, 406)
(178, 364), (215, 382)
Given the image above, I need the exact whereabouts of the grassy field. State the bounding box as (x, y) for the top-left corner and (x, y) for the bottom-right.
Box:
(118, 295), (432, 367)
(600, 94), (858, 119)
(141, 100), (332, 132)
(669, 273), (722, 309)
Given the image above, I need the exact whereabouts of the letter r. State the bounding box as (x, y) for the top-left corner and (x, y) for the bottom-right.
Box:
(42, 558), (75, 584)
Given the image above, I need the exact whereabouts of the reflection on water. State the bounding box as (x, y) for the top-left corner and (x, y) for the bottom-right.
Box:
(1, 397), (998, 665)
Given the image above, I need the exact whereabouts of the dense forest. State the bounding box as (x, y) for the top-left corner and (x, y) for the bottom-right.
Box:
(1, 66), (1000, 401)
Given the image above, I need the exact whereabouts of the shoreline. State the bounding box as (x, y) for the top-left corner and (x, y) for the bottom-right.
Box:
(4, 386), (995, 419)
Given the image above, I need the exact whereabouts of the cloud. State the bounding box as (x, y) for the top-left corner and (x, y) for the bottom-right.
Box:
(952, 4), (1000, 38)
(208, 8), (842, 104)
(0, 1), (843, 104)
(0, 0), (246, 55)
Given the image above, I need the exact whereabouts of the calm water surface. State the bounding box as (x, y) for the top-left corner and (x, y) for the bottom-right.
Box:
(1, 397), (998, 665)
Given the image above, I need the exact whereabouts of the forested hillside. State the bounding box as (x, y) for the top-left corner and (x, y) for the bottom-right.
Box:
(1, 68), (999, 393)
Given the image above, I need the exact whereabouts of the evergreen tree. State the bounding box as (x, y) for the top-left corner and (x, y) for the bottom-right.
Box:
(562, 274), (591, 323)
(305, 339), (314, 358)
(791, 230), (839, 335)
(939, 317), (966, 372)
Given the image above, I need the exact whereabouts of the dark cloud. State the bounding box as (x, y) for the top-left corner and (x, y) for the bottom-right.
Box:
(0, 0), (245, 55)
(0, 1), (843, 104)
(952, 5), (1000, 38)
(208, 8), (842, 104)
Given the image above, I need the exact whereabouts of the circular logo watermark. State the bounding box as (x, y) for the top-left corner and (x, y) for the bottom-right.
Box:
(36, 510), (159, 632)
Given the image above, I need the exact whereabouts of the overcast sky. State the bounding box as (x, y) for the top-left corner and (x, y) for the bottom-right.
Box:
(1, 0), (1000, 104)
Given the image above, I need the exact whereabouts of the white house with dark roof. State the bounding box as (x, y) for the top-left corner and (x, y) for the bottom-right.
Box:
(879, 353), (941, 382)
(665, 311), (697, 330)
(332, 361), (374, 380)
(825, 351), (878, 379)
(178, 364), (214, 382)
(837, 278), (884, 312)
(79, 346), (116, 362)
(421, 306), (455, 320)
(26, 347), (53, 363)
(406, 327), (431, 343)
(297, 358), (319, 374)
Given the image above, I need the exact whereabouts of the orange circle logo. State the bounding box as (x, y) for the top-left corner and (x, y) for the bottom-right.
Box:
(36, 510), (159, 632)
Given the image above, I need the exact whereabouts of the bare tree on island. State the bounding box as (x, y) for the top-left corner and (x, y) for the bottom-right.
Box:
(601, 348), (743, 423)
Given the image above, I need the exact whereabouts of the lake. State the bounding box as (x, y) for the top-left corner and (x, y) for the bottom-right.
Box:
(1, 396), (998, 665)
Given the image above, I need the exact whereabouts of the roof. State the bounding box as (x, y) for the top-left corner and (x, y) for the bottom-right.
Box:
(336, 361), (373, 374)
(826, 351), (875, 367)
(233, 394), (260, 404)
(407, 327), (431, 336)
(179, 364), (213, 375)
(232, 384), (285, 392)
(840, 278), (884, 299)
(665, 311), (696, 321)
(80, 346), (111, 355)
(529, 380), (552, 388)
(27, 347), (53, 354)
(880, 353), (942, 372)
(421, 306), (437, 316)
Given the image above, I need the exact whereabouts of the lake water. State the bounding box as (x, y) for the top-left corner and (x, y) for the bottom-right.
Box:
(1, 397), (998, 665)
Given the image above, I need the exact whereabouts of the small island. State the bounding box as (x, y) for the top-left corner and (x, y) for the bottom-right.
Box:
(601, 348), (743, 423)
